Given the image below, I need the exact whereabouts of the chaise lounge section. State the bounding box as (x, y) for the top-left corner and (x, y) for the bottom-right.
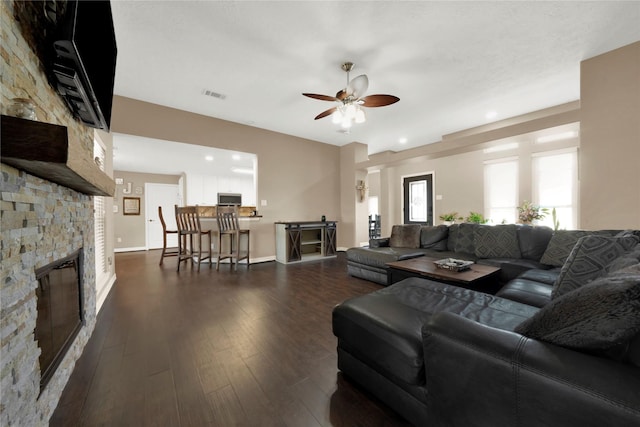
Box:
(334, 230), (640, 426)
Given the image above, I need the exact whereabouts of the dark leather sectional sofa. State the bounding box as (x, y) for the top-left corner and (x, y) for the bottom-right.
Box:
(347, 223), (558, 287)
(334, 224), (640, 426)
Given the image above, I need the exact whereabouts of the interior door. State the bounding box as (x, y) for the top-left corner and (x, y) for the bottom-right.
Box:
(145, 183), (180, 249)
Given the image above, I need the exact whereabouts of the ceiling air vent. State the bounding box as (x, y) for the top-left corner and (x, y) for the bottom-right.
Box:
(201, 89), (227, 100)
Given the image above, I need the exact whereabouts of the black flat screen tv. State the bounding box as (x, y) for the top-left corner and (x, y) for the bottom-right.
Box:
(50, 0), (117, 131)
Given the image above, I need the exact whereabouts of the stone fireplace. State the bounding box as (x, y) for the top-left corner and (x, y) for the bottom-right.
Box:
(1, 1), (114, 425)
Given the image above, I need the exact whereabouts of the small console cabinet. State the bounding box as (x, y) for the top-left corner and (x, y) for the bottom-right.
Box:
(275, 221), (337, 264)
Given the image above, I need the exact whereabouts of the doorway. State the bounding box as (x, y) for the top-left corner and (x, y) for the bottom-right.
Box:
(403, 173), (434, 225)
(145, 183), (181, 249)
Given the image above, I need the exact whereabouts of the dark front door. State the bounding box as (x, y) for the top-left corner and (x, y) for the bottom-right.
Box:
(403, 174), (433, 225)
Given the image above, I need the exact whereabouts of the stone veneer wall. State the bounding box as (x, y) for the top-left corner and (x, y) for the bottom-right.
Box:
(1, 1), (99, 425)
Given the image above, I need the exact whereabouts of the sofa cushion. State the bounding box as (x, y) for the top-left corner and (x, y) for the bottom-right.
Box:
(515, 271), (640, 351)
(517, 225), (553, 261)
(552, 235), (639, 299)
(539, 230), (592, 267)
(390, 224), (422, 248)
(333, 278), (538, 386)
(517, 268), (562, 285)
(420, 225), (449, 250)
(446, 224), (459, 252)
(496, 279), (553, 308)
(369, 237), (390, 248)
(454, 223), (476, 254)
(346, 247), (426, 269)
(474, 224), (521, 259)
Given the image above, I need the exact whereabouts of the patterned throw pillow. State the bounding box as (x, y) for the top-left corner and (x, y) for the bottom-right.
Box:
(539, 230), (591, 267)
(474, 224), (521, 259)
(515, 273), (640, 350)
(552, 235), (639, 298)
(389, 224), (422, 248)
(454, 223), (477, 255)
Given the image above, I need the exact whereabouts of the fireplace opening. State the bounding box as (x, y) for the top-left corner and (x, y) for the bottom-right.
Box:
(35, 249), (84, 391)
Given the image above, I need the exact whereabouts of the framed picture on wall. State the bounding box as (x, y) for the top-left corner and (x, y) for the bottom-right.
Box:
(123, 197), (140, 215)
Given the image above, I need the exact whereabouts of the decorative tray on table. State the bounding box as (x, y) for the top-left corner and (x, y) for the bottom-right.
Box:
(434, 258), (474, 272)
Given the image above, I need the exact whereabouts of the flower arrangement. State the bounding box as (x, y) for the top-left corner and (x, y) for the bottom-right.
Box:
(518, 201), (548, 223)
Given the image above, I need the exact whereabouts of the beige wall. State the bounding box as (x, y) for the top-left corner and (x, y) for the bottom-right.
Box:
(113, 170), (180, 250)
(111, 96), (341, 259)
(580, 41), (640, 229)
(363, 103), (582, 234)
(111, 41), (639, 255)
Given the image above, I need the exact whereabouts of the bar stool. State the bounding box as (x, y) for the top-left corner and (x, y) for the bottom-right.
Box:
(175, 205), (213, 272)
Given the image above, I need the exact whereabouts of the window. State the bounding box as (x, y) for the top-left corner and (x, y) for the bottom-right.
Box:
(484, 158), (518, 224)
(368, 196), (379, 217)
(403, 174), (433, 225)
(532, 149), (578, 229)
(93, 136), (107, 287)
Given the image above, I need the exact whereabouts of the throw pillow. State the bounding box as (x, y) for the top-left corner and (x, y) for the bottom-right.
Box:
(515, 273), (640, 350)
(454, 223), (477, 255)
(389, 224), (422, 248)
(420, 225), (449, 250)
(604, 244), (640, 274)
(474, 224), (521, 259)
(552, 235), (640, 298)
(539, 230), (591, 267)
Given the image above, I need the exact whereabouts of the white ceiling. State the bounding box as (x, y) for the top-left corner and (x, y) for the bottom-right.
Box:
(110, 1), (640, 175)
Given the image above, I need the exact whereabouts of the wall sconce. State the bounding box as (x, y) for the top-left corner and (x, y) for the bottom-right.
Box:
(356, 180), (368, 202)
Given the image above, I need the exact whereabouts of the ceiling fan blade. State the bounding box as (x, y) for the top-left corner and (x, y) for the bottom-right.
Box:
(314, 107), (337, 120)
(303, 93), (339, 102)
(347, 74), (369, 98)
(336, 89), (348, 100)
(360, 94), (400, 107)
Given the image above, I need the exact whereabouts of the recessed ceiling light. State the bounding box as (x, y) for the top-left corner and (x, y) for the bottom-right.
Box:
(485, 111), (497, 120)
(399, 137), (408, 144)
(205, 155), (214, 161)
(232, 154), (241, 161)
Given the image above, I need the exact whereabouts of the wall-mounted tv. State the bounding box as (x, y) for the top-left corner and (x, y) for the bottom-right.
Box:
(49, 0), (117, 130)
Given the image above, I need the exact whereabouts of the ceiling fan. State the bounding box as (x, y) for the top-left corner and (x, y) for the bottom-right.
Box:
(303, 62), (400, 129)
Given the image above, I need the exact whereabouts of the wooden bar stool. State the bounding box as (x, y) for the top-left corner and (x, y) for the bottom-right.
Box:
(175, 205), (213, 272)
(216, 205), (250, 270)
(158, 206), (180, 265)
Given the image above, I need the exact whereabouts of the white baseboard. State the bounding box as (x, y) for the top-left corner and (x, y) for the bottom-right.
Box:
(114, 246), (147, 253)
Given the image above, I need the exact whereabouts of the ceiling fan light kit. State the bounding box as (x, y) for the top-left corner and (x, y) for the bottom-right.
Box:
(303, 62), (399, 129)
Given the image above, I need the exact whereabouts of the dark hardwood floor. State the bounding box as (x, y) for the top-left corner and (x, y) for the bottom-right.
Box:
(50, 251), (411, 426)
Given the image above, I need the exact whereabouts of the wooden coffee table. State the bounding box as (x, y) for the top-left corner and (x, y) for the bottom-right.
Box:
(386, 256), (501, 293)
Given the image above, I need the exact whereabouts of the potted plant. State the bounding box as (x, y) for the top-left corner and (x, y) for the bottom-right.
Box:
(465, 211), (489, 224)
(518, 201), (548, 224)
(439, 212), (463, 226)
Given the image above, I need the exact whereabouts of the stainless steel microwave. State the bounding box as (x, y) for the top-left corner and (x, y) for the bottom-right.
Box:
(217, 193), (242, 205)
